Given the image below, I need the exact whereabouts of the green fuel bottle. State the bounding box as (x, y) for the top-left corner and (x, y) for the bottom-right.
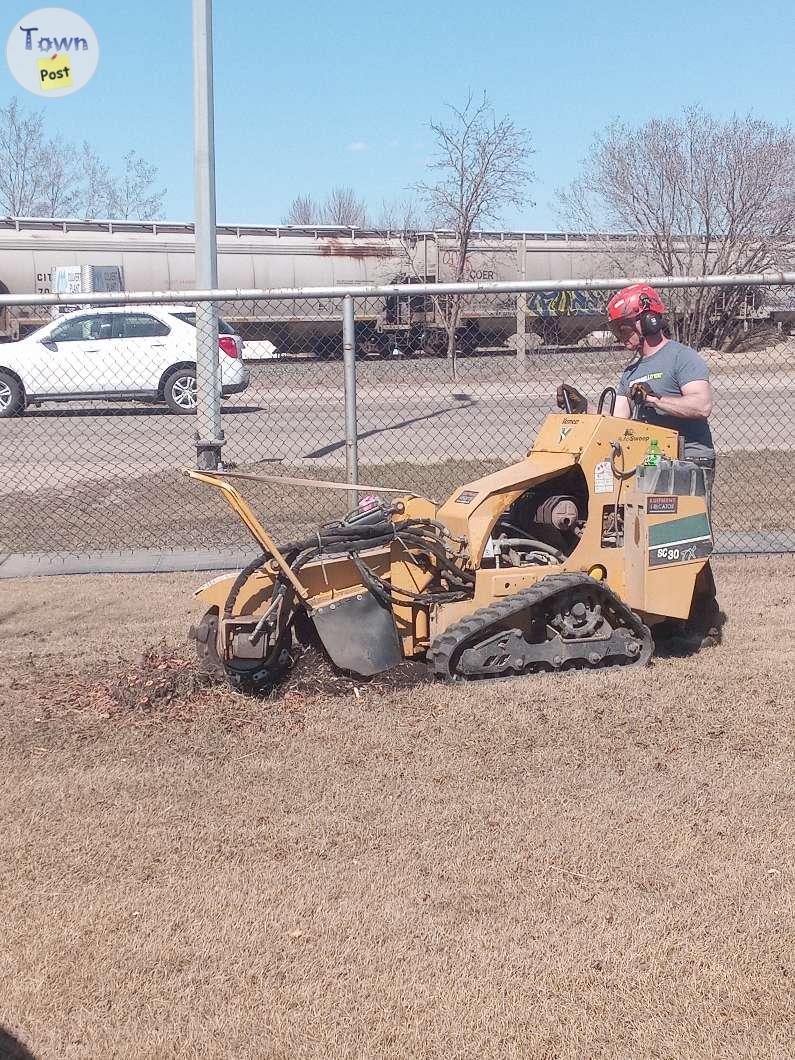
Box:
(644, 438), (663, 467)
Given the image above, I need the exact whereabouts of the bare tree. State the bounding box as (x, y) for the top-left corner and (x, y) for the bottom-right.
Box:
(320, 185), (369, 226)
(78, 143), (113, 219)
(283, 187), (369, 227)
(376, 195), (427, 232)
(283, 194), (319, 225)
(0, 97), (47, 215)
(33, 136), (83, 216)
(417, 92), (534, 367)
(558, 107), (795, 348)
(0, 96), (166, 221)
(105, 151), (165, 220)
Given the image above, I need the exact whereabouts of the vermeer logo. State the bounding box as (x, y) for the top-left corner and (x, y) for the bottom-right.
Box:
(6, 8), (98, 97)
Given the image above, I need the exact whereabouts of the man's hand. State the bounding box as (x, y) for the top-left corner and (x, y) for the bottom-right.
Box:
(629, 381), (658, 407)
(556, 383), (588, 414)
(630, 380), (713, 418)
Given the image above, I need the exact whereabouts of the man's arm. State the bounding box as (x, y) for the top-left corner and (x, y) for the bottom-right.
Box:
(613, 395), (631, 419)
(645, 379), (713, 419)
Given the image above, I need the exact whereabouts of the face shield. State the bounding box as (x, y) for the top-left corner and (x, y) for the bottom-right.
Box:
(609, 317), (639, 342)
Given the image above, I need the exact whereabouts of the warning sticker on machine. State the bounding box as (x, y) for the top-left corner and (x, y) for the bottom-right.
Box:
(594, 460), (614, 494)
(647, 495), (678, 514)
(455, 490), (478, 505)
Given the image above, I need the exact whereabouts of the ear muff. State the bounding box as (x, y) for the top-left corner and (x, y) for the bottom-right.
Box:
(637, 293), (663, 336)
(639, 311), (663, 336)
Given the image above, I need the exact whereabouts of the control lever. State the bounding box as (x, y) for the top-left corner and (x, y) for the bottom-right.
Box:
(597, 387), (616, 415)
(556, 383), (588, 415)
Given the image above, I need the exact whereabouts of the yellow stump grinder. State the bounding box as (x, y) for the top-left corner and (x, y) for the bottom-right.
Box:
(187, 385), (719, 691)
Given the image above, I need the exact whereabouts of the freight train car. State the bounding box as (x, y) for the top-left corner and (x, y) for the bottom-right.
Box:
(0, 218), (615, 353)
(1, 218), (787, 355)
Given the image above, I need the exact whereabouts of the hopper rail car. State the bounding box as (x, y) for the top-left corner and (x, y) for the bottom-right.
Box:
(0, 218), (788, 357)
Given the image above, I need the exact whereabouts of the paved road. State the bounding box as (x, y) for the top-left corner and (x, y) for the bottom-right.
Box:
(2, 361), (794, 495)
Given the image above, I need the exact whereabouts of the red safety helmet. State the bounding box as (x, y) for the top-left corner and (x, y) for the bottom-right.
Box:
(606, 283), (665, 324)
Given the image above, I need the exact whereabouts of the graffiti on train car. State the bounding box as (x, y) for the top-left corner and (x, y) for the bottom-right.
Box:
(525, 290), (606, 317)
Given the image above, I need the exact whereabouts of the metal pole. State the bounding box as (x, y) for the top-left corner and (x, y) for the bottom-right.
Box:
(342, 295), (359, 509)
(192, 0), (223, 470)
(515, 234), (527, 375)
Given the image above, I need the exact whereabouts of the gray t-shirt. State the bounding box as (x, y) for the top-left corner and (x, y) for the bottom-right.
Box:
(617, 339), (715, 459)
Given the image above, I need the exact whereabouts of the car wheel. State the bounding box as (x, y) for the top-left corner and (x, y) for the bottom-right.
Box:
(0, 371), (25, 418)
(163, 368), (197, 414)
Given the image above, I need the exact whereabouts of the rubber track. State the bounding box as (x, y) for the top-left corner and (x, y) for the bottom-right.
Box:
(426, 572), (652, 681)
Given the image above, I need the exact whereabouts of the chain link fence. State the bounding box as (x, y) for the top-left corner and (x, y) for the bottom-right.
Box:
(1, 278), (793, 571)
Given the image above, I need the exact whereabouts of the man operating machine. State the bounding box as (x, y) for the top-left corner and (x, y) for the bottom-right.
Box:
(606, 284), (716, 483)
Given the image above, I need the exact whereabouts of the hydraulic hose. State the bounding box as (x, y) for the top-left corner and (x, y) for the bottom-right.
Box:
(227, 514), (477, 621)
(495, 538), (566, 562)
(610, 442), (637, 481)
(224, 552), (270, 617)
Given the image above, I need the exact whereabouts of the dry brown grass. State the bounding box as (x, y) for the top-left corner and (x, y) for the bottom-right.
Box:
(1, 556), (794, 1059)
(3, 450), (793, 553)
(0, 460), (504, 553)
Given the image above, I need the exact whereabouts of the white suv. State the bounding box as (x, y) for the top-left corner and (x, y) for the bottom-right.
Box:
(0, 304), (249, 416)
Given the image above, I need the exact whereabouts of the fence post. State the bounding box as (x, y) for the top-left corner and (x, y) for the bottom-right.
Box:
(192, 0), (223, 470)
(194, 303), (223, 469)
(342, 295), (359, 509)
(515, 235), (527, 374)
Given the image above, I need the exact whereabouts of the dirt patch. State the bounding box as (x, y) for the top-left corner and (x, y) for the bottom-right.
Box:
(21, 639), (432, 724)
(27, 644), (219, 720)
(14, 619), (716, 724)
(277, 643), (432, 700)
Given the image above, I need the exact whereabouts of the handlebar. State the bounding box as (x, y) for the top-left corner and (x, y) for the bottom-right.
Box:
(597, 387), (616, 415)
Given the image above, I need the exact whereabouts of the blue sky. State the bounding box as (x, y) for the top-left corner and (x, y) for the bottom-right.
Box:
(2, 0), (793, 228)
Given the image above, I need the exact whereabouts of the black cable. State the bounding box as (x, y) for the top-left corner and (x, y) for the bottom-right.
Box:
(224, 552), (270, 617)
(609, 443), (634, 547)
(610, 442), (637, 481)
(351, 554), (471, 605)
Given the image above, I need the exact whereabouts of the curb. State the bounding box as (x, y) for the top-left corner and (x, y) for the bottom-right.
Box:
(1, 534), (792, 579)
(0, 549), (251, 578)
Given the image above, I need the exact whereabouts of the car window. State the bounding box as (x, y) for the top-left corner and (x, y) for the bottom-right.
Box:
(113, 313), (171, 339)
(169, 311), (235, 335)
(50, 314), (114, 342)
